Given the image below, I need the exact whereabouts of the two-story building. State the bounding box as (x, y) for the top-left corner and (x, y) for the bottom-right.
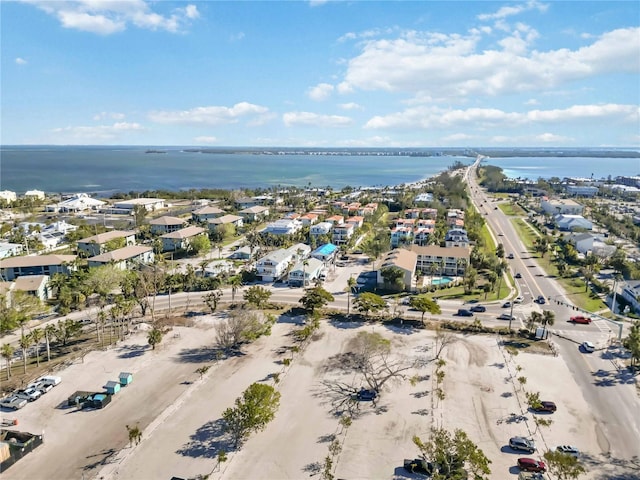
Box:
(239, 205), (270, 223)
(411, 245), (470, 277)
(160, 226), (206, 253)
(288, 257), (324, 287)
(77, 230), (137, 257)
(310, 243), (338, 264)
(377, 249), (417, 292)
(332, 223), (355, 246)
(149, 216), (187, 235)
(13, 274), (52, 301)
(0, 254), (77, 281)
(208, 214), (244, 231)
(310, 222), (333, 238)
(444, 228), (470, 248)
(88, 245), (154, 270)
(256, 249), (295, 282)
(192, 206), (225, 223)
(0, 242), (24, 259)
(264, 219), (303, 236)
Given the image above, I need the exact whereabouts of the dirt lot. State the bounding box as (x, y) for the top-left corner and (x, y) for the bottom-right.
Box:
(2, 314), (631, 480)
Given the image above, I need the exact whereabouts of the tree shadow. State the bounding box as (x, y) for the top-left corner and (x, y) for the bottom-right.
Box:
(83, 447), (118, 471)
(326, 317), (366, 329)
(382, 322), (423, 335)
(302, 461), (323, 476)
(174, 346), (242, 363)
(117, 344), (148, 358)
(412, 390), (430, 399)
(411, 408), (430, 416)
(176, 418), (236, 458)
(490, 362), (505, 369)
(317, 433), (336, 443)
(591, 368), (637, 387)
(501, 391), (513, 398)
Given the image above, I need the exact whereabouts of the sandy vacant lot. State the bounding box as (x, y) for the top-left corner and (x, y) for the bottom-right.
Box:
(3, 313), (632, 480)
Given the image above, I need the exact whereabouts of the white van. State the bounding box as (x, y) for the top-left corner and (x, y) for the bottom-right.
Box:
(38, 375), (62, 386)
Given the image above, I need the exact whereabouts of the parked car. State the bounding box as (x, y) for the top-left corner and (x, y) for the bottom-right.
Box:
(356, 388), (377, 401)
(16, 388), (42, 402)
(570, 316), (592, 324)
(532, 401), (557, 413)
(27, 381), (53, 394)
(510, 436), (536, 453)
(457, 309), (474, 317)
(517, 458), (546, 473)
(556, 445), (580, 457)
(515, 272), (522, 279)
(498, 313), (514, 321)
(581, 341), (595, 353)
(470, 305), (486, 312)
(0, 395), (28, 410)
(502, 301), (512, 308)
(403, 458), (434, 474)
(37, 375), (62, 387)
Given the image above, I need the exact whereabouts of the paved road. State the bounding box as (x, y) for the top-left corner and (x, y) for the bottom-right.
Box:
(466, 158), (640, 460)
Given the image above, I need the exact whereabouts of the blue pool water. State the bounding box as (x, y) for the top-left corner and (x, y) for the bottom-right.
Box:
(431, 276), (454, 285)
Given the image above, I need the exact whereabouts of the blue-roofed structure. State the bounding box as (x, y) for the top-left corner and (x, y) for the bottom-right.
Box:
(311, 243), (338, 264)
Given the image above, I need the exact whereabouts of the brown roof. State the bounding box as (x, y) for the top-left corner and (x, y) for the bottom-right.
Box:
(239, 205), (269, 214)
(0, 254), (77, 268)
(410, 245), (471, 259)
(89, 245), (153, 263)
(160, 226), (205, 239)
(208, 214), (243, 225)
(194, 206), (224, 215)
(78, 230), (135, 244)
(149, 216), (186, 226)
(380, 249), (417, 273)
(14, 275), (48, 291)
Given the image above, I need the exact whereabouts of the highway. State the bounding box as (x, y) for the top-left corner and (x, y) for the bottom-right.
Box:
(466, 158), (640, 462)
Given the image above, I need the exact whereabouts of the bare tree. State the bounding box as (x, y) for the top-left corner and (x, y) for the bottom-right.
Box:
(215, 310), (275, 351)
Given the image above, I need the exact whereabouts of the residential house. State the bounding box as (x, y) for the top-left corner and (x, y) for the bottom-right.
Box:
(568, 232), (616, 258)
(540, 198), (584, 215)
(326, 215), (345, 226)
(77, 230), (137, 257)
(228, 246), (252, 260)
(0, 242), (24, 259)
(238, 205), (270, 223)
(405, 209), (422, 219)
(14, 275), (51, 301)
(0, 190), (17, 203)
(377, 249), (417, 292)
(299, 213), (319, 226)
(391, 226), (414, 248)
(288, 243), (311, 261)
(149, 216), (187, 235)
(160, 226), (206, 253)
(445, 228), (470, 248)
(208, 214), (244, 230)
(235, 197), (259, 209)
(45, 193), (105, 213)
(88, 245), (154, 270)
(361, 203), (379, 216)
(414, 193), (434, 203)
(264, 218), (303, 236)
(192, 206), (225, 223)
(310, 222), (333, 238)
(411, 245), (470, 277)
(346, 216), (364, 229)
(310, 243), (338, 264)
(24, 190), (45, 200)
(288, 257), (324, 287)
(0, 254), (77, 281)
(554, 214), (592, 231)
(256, 249), (295, 282)
(332, 223), (355, 246)
(112, 198), (165, 212)
(421, 208), (438, 219)
(446, 209), (465, 227)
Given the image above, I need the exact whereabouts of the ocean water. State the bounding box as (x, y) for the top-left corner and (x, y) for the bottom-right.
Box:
(0, 146), (469, 195)
(1, 146), (638, 196)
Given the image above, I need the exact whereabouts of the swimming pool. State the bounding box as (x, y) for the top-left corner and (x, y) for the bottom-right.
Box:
(431, 276), (454, 285)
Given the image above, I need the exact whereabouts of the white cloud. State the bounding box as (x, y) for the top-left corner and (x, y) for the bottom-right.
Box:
(525, 98), (539, 106)
(93, 112), (126, 121)
(23, 1), (199, 35)
(477, 1), (548, 21)
(338, 102), (363, 111)
(308, 83), (334, 101)
(194, 136), (218, 144)
(339, 26), (640, 99)
(364, 103), (638, 131)
(282, 111), (353, 127)
(149, 102), (270, 125)
(535, 132), (572, 143)
(15, 57), (28, 65)
(51, 121), (145, 141)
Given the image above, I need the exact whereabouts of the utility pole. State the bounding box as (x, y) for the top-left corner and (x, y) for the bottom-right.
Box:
(508, 301), (515, 332)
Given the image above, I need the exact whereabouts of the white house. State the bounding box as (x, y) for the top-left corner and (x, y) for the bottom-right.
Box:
(310, 222), (333, 237)
(445, 228), (470, 248)
(566, 185), (599, 197)
(88, 245), (154, 270)
(541, 198), (584, 215)
(45, 193), (105, 213)
(0, 242), (24, 259)
(77, 230), (137, 257)
(0, 191), (17, 204)
(264, 218), (303, 236)
(554, 214), (592, 231)
(208, 214), (244, 230)
(256, 249), (295, 282)
(24, 190), (45, 200)
(288, 257), (324, 287)
(14, 274), (51, 301)
(238, 205), (270, 223)
(113, 198), (165, 212)
(620, 281), (640, 315)
(332, 223), (355, 246)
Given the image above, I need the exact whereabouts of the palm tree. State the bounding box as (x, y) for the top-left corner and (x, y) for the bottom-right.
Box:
(346, 276), (357, 316)
(229, 275), (242, 306)
(541, 310), (555, 338)
(1, 344), (14, 380)
(19, 333), (32, 374)
(29, 328), (44, 367)
(44, 324), (56, 362)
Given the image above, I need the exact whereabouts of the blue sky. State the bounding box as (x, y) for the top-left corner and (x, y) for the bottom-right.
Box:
(2, 0), (639, 147)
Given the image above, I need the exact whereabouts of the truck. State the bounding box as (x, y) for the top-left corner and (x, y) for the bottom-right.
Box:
(0, 395), (28, 410)
(67, 391), (112, 409)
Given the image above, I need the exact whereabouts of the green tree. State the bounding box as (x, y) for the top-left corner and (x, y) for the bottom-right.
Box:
(380, 266), (405, 292)
(409, 295), (441, 325)
(204, 289), (223, 313)
(541, 309), (555, 338)
(104, 237), (126, 252)
(147, 327), (163, 350)
(1, 344), (14, 380)
(0, 290), (45, 335)
(543, 449), (586, 480)
(18, 333), (32, 374)
(413, 428), (491, 480)
(229, 275), (243, 305)
(54, 318), (82, 346)
(190, 234), (211, 256)
(353, 292), (387, 319)
(222, 382), (281, 448)
(44, 324), (56, 362)
(299, 286), (334, 313)
(126, 424), (143, 447)
(243, 285), (272, 309)
(623, 321), (640, 368)
(346, 276), (357, 316)
(29, 328), (44, 367)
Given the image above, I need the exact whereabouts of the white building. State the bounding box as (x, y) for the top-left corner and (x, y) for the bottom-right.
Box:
(0, 191), (17, 203)
(310, 222), (333, 237)
(541, 198), (584, 215)
(554, 214), (592, 231)
(88, 245), (154, 270)
(113, 198), (165, 212)
(264, 218), (303, 236)
(77, 230), (137, 257)
(620, 281), (640, 315)
(45, 193), (106, 213)
(566, 185), (599, 197)
(24, 190), (46, 200)
(256, 249), (295, 282)
(444, 228), (470, 248)
(288, 257), (324, 287)
(0, 242), (24, 259)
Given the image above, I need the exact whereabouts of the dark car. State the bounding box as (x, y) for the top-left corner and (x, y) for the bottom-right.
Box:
(517, 458), (546, 473)
(515, 272), (522, 279)
(502, 301), (512, 308)
(470, 305), (486, 312)
(510, 436), (536, 453)
(356, 388), (377, 401)
(457, 309), (474, 317)
(532, 401), (557, 413)
(535, 296), (546, 304)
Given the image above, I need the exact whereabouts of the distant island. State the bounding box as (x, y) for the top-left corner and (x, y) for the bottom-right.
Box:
(145, 149), (167, 154)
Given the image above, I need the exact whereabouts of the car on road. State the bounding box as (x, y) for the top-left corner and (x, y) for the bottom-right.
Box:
(556, 445), (579, 457)
(535, 296), (546, 304)
(502, 301), (512, 308)
(515, 272), (522, 279)
(470, 305), (486, 312)
(507, 253), (515, 259)
(517, 458), (546, 473)
(581, 341), (595, 353)
(456, 309), (474, 317)
(570, 315), (592, 324)
(532, 401), (557, 413)
(510, 436), (536, 453)
(356, 388), (377, 401)
(0, 395), (28, 410)
(514, 296), (524, 303)
(498, 313), (514, 320)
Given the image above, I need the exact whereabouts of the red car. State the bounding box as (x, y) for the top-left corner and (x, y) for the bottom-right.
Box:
(518, 458), (547, 473)
(570, 316), (592, 324)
